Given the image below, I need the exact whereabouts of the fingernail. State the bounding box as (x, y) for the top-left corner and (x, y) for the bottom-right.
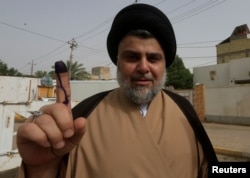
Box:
(64, 129), (74, 138)
(55, 141), (65, 149)
(55, 61), (68, 73)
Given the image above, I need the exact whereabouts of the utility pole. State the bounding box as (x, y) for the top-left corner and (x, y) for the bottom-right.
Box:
(68, 38), (78, 79)
(29, 60), (36, 76)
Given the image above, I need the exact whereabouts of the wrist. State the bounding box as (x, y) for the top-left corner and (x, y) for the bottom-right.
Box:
(24, 158), (62, 178)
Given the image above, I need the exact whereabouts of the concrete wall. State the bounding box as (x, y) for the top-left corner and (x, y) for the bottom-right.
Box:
(70, 80), (119, 102)
(193, 63), (230, 88)
(0, 76), (54, 154)
(205, 85), (250, 125)
(0, 76), (38, 153)
(229, 58), (250, 81)
(193, 58), (250, 125)
(194, 57), (250, 88)
(0, 76), (39, 103)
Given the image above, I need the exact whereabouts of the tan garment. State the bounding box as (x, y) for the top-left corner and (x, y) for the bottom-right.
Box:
(17, 88), (207, 178)
(66, 89), (207, 178)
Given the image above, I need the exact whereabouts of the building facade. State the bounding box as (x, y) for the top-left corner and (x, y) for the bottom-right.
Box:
(216, 24), (250, 64)
(91, 66), (112, 80)
(193, 57), (250, 125)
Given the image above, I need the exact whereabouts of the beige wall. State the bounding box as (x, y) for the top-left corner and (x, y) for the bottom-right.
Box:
(194, 58), (250, 88)
(193, 58), (250, 125)
(193, 63), (230, 88)
(204, 85), (250, 125)
(217, 38), (250, 63)
(91, 66), (112, 80)
(205, 85), (250, 117)
(70, 80), (119, 102)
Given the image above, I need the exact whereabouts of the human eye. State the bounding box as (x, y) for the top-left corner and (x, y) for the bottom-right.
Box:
(123, 52), (139, 62)
(148, 54), (162, 63)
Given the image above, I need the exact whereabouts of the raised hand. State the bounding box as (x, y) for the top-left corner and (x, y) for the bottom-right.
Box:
(16, 61), (86, 177)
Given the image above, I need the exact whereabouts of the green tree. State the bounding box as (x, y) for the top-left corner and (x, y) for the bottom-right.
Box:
(0, 60), (8, 75)
(165, 55), (193, 89)
(50, 60), (90, 80)
(0, 60), (22, 76)
(35, 70), (48, 78)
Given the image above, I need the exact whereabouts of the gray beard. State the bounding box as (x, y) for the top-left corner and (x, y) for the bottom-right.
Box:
(117, 70), (166, 105)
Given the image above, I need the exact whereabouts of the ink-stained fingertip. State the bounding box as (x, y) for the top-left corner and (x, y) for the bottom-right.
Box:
(55, 61), (68, 73)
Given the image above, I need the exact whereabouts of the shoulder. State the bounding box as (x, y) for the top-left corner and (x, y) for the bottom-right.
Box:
(72, 89), (115, 119)
(162, 89), (192, 107)
(162, 89), (197, 123)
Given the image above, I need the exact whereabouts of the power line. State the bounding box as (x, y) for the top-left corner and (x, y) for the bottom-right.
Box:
(178, 40), (222, 45)
(154, 0), (167, 6)
(182, 56), (216, 59)
(189, 60), (217, 69)
(173, 0), (217, 19)
(166, 0), (196, 15)
(1, 1), (228, 74)
(17, 43), (68, 71)
(171, 0), (226, 24)
(179, 46), (215, 48)
(0, 20), (66, 43)
(32, 43), (68, 63)
(75, 17), (112, 40)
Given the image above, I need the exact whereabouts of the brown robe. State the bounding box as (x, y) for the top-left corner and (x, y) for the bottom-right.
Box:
(66, 89), (207, 178)
(17, 88), (208, 178)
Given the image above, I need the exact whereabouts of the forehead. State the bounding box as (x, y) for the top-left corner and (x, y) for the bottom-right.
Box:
(118, 35), (164, 54)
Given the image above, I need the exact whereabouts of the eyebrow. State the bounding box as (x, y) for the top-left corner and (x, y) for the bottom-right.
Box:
(146, 53), (164, 58)
(119, 50), (164, 58)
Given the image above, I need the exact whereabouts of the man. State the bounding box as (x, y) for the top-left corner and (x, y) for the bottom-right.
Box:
(16, 3), (217, 178)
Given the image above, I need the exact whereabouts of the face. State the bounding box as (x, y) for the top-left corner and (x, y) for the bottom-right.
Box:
(117, 35), (166, 105)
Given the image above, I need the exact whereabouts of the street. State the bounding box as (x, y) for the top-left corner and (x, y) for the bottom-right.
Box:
(203, 122), (250, 161)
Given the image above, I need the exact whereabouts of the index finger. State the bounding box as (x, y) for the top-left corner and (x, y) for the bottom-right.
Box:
(55, 61), (71, 110)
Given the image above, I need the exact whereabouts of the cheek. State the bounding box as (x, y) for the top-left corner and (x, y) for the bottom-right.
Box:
(118, 63), (135, 78)
(152, 66), (165, 79)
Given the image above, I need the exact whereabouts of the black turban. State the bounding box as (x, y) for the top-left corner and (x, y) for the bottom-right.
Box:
(107, 3), (176, 68)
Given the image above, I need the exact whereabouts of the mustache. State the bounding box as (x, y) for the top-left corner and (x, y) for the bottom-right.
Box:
(131, 74), (154, 81)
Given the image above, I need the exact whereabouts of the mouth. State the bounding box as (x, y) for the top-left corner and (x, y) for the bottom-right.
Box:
(132, 77), (153, 86)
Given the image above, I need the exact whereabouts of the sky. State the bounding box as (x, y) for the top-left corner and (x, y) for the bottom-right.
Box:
(0, 0), (249, 78)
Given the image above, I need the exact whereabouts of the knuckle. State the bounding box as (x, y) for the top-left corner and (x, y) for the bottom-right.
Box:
(17, 123), (30, 135)
(35, 114), (52, 125)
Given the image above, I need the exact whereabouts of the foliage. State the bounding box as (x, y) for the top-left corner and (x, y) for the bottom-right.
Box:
(0, 59), (90, 80)
(35, 70), (49, 78)
(0, 60), (22, 76)
(50, 60), (90, 80)
(165, 55), (193, 89)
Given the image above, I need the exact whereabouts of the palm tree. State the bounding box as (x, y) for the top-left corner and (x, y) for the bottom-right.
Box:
(50, 60), (90, 80)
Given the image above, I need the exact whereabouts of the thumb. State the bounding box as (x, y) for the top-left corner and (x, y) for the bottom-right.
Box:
(69, 117), (87, 145)
(52, 117), (86, 157)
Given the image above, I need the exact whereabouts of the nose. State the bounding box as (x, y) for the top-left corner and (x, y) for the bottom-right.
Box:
(137, 57), (149, 73)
